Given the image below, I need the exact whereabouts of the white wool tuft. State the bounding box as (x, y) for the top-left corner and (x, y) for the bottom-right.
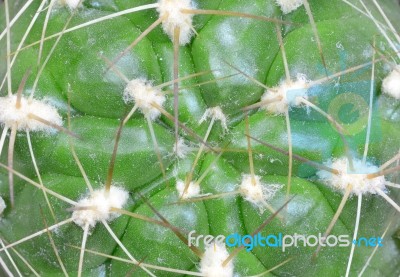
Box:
(157, 0), (195, 45)
(173, 138), (192, 158)
(72, 186), (129, 229)
(382, 66), (400, 99)
(261, 74), (309, 114)
(0, 196), (6, 215)
(0, 95), (62, 132)
(176, 180), (200, 199)
(239, 174), (282, 213)
(317, 157), (387, 196)
(124, 79), (166, 121)
(200, 242), (234, 277)
(58, 0), (82, 9)
(199, 106), (228, 131)
(275, 0), (304, 14)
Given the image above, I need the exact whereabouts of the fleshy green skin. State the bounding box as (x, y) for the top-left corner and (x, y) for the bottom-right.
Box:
(0, 0), (400, 276)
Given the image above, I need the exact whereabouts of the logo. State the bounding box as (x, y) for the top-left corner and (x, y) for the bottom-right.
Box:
(188, 231), (383, 252)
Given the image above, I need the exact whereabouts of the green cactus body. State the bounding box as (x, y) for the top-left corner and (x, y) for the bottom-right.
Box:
(0, 0), (399, 276)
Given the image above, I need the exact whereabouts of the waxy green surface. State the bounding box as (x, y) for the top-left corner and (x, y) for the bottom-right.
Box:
(0, 0), (399, 276)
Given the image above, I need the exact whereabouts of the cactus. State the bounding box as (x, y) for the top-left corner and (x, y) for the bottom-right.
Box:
(0, 0), (399, 276)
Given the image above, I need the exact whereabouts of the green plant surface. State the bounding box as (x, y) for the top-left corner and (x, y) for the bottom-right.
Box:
(0, 0), (399, 276)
